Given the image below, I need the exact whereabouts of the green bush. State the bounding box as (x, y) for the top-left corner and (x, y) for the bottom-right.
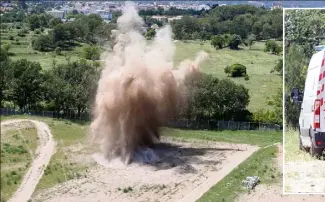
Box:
(225, 64), (247, 77)
(9, 35), (14, 40)
(253, 109), (278, 124)
(211, 35), (226, 49)
(55, 47), (62, 55)
(245, 74), (250, 80)
(17, 29), (28, 37)
(32, 35), (53, 51)
(82, 45), (100, 60)
(264, 40), (282, 55)
(2, 143), (27, 154)
(35, 29), (41, 34)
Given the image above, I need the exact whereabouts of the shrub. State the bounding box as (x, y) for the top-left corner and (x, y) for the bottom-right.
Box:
(35, 29), (41, 34)
(245, 75), (250, 80)
(82, 45), (100, 60)
(32, 35), (53, 51)
(9, 35), (14, 40)
(55, 47), (62, 55)
(224, 65), (231, 76)
(17, 32), (26, 37)
(264, 40), (282, 55)
(225, 64), (247, 77)
(211, 35), (226, 49)
(253, 109), (278, 124)
(227, 34), (241, 50)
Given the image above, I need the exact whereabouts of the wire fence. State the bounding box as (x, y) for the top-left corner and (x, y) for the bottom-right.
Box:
(0, 108), (282, 131)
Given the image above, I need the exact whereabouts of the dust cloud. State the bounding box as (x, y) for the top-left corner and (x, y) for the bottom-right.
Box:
(90, 2), (208, 164)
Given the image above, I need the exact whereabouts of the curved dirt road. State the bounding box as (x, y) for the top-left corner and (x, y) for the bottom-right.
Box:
(1, 119), (56, 202)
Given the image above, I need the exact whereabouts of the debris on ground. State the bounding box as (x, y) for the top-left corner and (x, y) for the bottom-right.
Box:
(242, 176), (259, 189)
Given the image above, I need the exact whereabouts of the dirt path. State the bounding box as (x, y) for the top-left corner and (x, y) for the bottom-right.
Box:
(236, 145), (325, 202)
(32, 138), (259, 202)
(1, 119), (56, 202)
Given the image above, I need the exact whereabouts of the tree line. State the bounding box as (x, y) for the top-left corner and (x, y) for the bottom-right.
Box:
(1, 45), (254, 123)
(29, 13), (116, 52)
(0, 47), (99, 116)
(170, 5), (282, 41)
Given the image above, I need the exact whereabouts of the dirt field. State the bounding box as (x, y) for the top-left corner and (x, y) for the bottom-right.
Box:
(31, 138), (258, 202)
(237, 145), (325, 202)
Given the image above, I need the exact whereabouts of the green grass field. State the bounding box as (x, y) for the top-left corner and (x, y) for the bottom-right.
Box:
(2, 115), (282, 201)
(1, 127), (38, 202)
(1, 29), (92, 69)
(284, 130), (316, 162)
(198, 146), (280, 202)
(174, 41), (282, 112)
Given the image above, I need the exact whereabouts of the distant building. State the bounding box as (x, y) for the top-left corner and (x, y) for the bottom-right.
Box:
(271, 3), (282, 10)
(46, 10), (65, 19)
(95, 10), (112, 20)
(168, 15), (183, 22)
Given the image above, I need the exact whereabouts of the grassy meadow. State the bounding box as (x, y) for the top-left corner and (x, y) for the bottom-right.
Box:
(1, 127), (38, 202)
(174, 41), (282, 112)
(1, 27), (281, 112)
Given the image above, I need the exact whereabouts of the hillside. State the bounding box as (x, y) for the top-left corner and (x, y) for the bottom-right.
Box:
(174, 41), (282, 112)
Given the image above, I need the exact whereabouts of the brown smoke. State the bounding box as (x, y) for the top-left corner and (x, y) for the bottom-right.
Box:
(90, 2), (208, 164)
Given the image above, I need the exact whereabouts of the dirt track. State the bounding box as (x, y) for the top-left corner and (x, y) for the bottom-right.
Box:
(32, 138), (259, 202)
(1, 119), (56, 202)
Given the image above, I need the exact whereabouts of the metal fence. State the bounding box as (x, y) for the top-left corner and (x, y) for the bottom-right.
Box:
(0, 108), (282, 131)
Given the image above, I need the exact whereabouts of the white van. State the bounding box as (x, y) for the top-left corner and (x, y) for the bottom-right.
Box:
(291, 48), (325, 157)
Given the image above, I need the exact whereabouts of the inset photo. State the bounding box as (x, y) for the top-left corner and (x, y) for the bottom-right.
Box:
(285, 8), (325, 193)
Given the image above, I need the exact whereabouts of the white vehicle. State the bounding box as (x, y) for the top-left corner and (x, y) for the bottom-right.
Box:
(291, 47), (325, 157)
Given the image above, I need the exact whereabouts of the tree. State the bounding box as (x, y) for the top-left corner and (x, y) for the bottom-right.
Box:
(285, 45), (308, 126)
(49, 18), (62, 28)
(32, 35), (52, 51)
(264, 40), (282, 55)
(0, 47), (12, 106)
(43, 60), (99, 115)
(27, 14), (41, 31)
(227, 34), (241, 50)
(184, 73), (250, 121)
(8, 59), (44, 111)
(262, 23), (272, 39)
(82, 46), (101, 61)
(285, 9), (325, 58)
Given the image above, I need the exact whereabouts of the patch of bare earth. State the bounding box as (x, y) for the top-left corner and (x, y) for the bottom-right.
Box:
(32, 138), (258, 202)
(285, 159), (325, 193)
(236, 145), (325, 202)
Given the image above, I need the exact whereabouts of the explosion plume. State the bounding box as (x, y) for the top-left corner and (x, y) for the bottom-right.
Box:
(91, 2), (208, 164)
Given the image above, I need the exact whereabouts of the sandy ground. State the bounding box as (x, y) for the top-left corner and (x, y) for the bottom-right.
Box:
(32, 138), (259, 202)
(285, 160), (325, 193)
(236, 145), (325, 202)
(1, 119), (56, 202)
